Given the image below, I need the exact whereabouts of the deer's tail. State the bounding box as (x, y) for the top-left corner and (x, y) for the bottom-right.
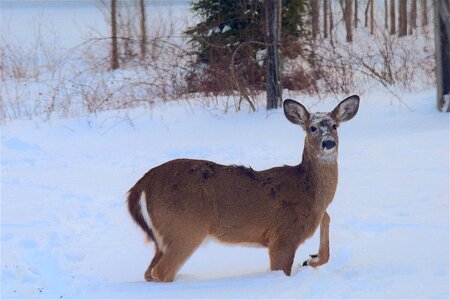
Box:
(127, 183), (155, 243)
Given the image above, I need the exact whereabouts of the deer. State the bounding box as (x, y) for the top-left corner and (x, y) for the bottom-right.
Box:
(127, 95), (360, 282)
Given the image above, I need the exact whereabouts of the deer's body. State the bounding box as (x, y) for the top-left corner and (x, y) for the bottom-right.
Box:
(128, 96), (359, 282)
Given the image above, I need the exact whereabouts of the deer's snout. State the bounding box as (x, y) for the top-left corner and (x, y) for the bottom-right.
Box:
(322, 139), (336, 150)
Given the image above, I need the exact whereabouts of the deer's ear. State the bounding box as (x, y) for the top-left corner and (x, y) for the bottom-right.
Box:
(332, 95), (360, 122)
(283, 99), (310, 128)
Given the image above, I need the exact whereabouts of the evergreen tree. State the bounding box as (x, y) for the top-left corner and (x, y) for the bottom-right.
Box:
(185, 0), (310, 94)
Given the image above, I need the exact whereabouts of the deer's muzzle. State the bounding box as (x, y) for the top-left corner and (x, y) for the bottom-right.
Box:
(322, 139), (336, 150)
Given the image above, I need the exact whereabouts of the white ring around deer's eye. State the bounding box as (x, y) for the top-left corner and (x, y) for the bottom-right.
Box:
(310, 126), (317, 132)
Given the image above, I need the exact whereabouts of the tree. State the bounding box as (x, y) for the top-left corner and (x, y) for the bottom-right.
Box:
(434, 0), (450, 112)
(323, 0), (328, 38)
(139, 0), (147, 60)
(370, 0), (374, 34)
(311, 0), (319, 40)
(421, 0), (428, 26)
(110, 0), (119, 70)
(385, 0), (389, 30)
(266, 0), (282, 109)
(398, 0), (408, 37)
(364, 0), (369, 27)
(390, 0), (396, 34)
(364, 0), (374, 34)
(409, 0), (418, 35)
(342, 0), (353, 42)
(185, 0), (310, 97)
(354, 0), (358, 28)
(329, 0), (334, 43)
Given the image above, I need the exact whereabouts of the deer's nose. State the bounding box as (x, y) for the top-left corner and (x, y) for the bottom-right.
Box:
(322, 140), (336, 150)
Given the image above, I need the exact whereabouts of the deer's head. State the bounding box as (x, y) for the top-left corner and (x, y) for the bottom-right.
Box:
(283, 95), (360, 164)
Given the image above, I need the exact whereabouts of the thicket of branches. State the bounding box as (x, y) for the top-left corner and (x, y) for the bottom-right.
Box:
(180, 0), (435, 105)
(0, 0), (437, 122)
(308, 0), (435, 97)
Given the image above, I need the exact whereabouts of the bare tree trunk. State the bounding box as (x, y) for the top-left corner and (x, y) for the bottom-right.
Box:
(354, 0), (358, 28)
(311, 0), (319, 40)
(139, 0), (147, 60)
(390, 0), (396, 34)
(329, 0), (334, 45)
(434, 0), (450, 111)
(385, 0), (389, 30)
(265, 0), (282, 110)
(324, 0), (329, 38)
(421, 0), (428, 26)
(409, 0), (417, 34)
(398, 0), (408, 37)
(370, 0), (374, 34)
(277, 0), (282, 46)
(343, 0), (353, 42)
(111, 0), (119, 70)
(365, 0), (370, 27)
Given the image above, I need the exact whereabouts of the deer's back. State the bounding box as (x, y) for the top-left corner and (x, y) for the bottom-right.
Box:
(140, 159), (321, 246)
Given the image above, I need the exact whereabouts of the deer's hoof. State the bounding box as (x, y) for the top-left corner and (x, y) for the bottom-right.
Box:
(144, 270), (154, 282)
(302, 254), (319, 267)
(144, 274), (153, 282)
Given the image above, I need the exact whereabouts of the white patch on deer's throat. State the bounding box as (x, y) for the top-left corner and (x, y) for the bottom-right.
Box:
(318, 142), (337, 163)
(318, 152), (337, 164)
(140, 192), (166, 252)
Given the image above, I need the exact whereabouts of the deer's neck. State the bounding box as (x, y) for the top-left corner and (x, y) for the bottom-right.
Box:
(300, 145), (338, 205)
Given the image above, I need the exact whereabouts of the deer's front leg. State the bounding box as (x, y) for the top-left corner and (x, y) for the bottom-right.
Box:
(269, 239), (297, 276)
(303, 211), (330, 267)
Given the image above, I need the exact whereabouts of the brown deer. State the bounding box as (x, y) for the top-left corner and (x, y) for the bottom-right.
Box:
(127, 95), (360, 282)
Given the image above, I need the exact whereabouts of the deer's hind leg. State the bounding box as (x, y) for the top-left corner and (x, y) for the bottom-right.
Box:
(144, 246), (163, 281)
(150, 229), (208, 282)
(303, 211), (330, 267)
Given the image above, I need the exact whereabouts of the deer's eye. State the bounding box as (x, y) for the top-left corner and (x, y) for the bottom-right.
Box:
(310, 126), (317, 132)
(332, 124), (337, 130)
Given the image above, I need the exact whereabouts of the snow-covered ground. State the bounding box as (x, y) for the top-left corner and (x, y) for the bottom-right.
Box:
(1, 0), (193, 121)
(1, 0), (448, 298)
(1, 89), (449, 298)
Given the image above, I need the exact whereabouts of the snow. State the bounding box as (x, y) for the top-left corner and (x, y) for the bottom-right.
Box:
(222, 25), (231, 33)
(0, 0), (190, 50)
(443, 94), (450, 112)
(1, 1), (448, 298)
(1, 1), (192, 121)
(1, 89), (449, 299)
(256, 48), (267, 67)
